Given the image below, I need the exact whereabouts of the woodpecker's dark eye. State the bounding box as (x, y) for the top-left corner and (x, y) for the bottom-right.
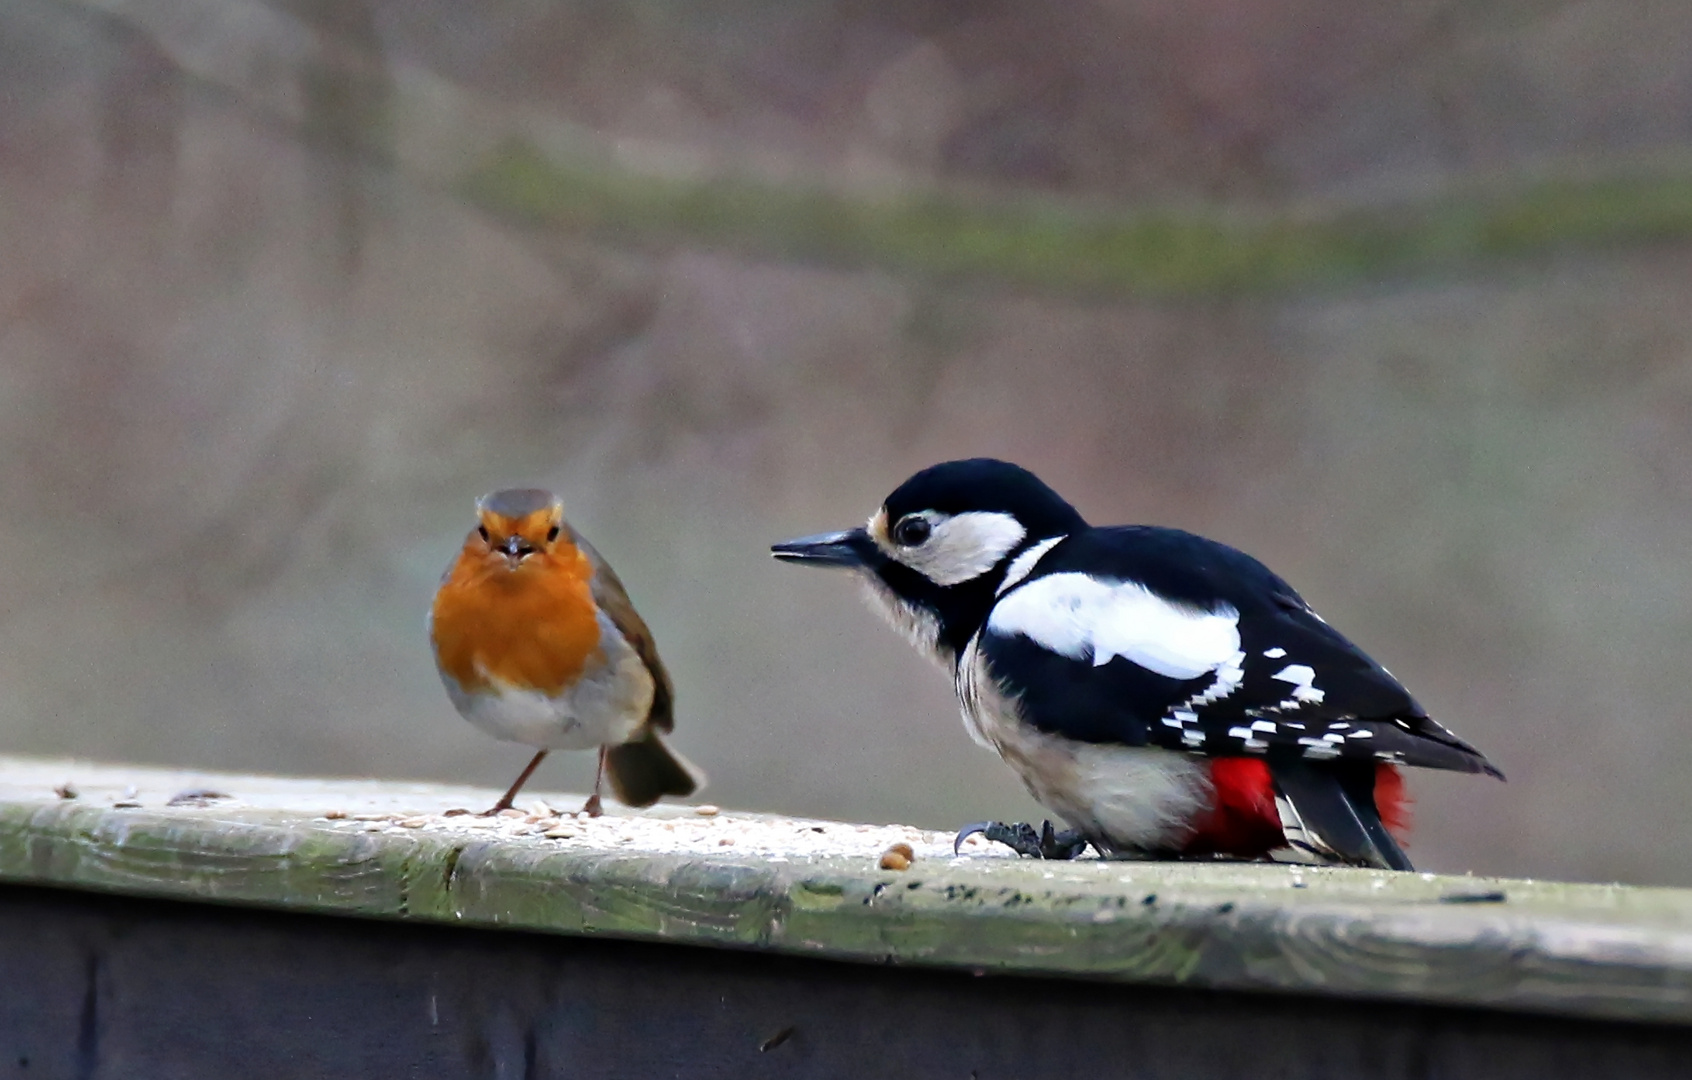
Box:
(893, 514), (932, 547)
(477, 525), (490, 543)
(546, 524), (560, 542)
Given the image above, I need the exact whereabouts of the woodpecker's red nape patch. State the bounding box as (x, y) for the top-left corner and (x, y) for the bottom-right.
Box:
(1183, 758), (1286, 858)
(1374, 763), (1412, 844)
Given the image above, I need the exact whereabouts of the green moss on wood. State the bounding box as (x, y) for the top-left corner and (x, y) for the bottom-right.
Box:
(460, 141), (1692, 296)
(3, 761), (1692, 1025)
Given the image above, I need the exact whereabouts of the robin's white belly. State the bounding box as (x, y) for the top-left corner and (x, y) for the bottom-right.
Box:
(435, 609), (654, 751)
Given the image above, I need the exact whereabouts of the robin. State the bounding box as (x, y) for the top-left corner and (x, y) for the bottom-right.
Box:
(429, 488), (702, 815)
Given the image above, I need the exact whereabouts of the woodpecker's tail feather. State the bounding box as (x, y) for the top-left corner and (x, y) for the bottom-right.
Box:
(605, 731), (704, 808)
(1271, 759), (1413, 872)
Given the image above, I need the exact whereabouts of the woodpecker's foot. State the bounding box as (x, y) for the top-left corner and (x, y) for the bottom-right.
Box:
(581, 792), (604, 818)
(954, 820), (1090, 859)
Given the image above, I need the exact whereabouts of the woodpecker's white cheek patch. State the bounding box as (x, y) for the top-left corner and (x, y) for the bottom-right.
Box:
(988, 574), (1241, 681)
(895, 511), (1028, 587)
(997, 535), (1066, 595)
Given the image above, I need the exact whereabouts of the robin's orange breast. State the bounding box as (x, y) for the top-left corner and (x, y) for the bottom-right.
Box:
(430, 541), (601, 697)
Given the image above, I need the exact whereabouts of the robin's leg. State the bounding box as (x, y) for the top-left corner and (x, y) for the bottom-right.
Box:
(484, 750), (548, 815)
(582, 746), (607, 817)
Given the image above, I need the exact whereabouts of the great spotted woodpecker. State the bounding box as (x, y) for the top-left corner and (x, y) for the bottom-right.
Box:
(772, 459), (1501, 870)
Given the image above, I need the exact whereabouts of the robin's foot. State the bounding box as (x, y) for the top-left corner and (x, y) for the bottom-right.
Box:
(581, 792), (604, 817)
(955, 820), (1091, 859)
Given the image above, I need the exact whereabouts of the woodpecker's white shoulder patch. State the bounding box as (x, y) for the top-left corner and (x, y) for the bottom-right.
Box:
(987, 574), (1240, 680)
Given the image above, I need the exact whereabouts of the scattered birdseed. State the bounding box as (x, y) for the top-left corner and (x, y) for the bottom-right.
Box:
(879, 843), (914, 871)
(694, 805), (721, 817)
(53, 783), (77, 800)
(323, 809), (346, 820)
(296, 803), (1014, 864)
(497, 808), (525, 819)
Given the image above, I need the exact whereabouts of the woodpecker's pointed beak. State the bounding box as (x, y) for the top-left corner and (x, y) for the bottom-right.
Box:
(771, 527), (885, 570)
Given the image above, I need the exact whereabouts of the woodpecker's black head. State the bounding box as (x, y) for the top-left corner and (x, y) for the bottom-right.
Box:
(772, 459), (1088, 666)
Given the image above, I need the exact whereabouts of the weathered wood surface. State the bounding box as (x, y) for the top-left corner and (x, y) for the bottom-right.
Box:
(3, 757), (1691, 1027)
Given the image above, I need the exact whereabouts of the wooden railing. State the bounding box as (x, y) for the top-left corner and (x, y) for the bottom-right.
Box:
(2, 756), (1690, 1078)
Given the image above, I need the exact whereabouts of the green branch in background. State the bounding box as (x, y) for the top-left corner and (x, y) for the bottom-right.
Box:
(461, 140), (1692, 297)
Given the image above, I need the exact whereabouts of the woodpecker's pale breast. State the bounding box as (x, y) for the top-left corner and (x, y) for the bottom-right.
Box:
(957, 631), (1214, 854)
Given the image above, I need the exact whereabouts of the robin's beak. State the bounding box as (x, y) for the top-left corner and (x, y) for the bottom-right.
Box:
(499, 534), (537, 568)
(771, 527), (885, 570)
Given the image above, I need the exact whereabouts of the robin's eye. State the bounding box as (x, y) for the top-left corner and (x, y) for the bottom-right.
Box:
(546, 525), (560, 542)
(893, 514), (932, 547)
(477, 525), (490, 543)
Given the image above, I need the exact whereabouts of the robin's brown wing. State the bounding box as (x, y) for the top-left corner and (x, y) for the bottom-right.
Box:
(566, 524), (676, 733)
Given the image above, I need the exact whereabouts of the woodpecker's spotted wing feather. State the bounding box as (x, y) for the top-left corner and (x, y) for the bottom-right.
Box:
(982, 526), (1500, 778)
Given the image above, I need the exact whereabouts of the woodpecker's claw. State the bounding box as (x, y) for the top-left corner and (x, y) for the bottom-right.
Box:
(954, 822), (995, 854)
(955, 820), (1090, 859)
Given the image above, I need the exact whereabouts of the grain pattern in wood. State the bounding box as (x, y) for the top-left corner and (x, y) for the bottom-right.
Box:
(2, 757), (1690, 1025)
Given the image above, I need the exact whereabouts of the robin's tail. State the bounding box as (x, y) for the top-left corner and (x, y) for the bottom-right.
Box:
(605, 731), (704, 808)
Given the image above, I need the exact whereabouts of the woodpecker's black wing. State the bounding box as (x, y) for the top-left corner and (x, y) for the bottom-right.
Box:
(978, 526), (1501, 778)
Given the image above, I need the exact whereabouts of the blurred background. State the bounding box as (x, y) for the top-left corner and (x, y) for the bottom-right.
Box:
(4, 0), (1692, 885)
